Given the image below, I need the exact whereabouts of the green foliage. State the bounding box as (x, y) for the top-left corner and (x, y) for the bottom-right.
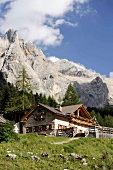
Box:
(90, 110), (104, 126)
(1, 135), (113, 169)
(39, 93), (49, 105)
(16, 66), (32, 110)
(104, 114), (113, 127)
(0, 123), (19, 143)
(58, 96), (62, 104)
(48, 95), (57, 107)
(87, 105), (113, 118)
(89, 108), (113, 127)
(96, 112), (104, 126)
(34, 93), (57, 107)
(90, 110), (96, 117)
(4, 84), (21, 112)
(16, 66), (32, 92)
(0, 81), (57, 112)
(62, 83), (81, 106)
(0, 79), (21, 111)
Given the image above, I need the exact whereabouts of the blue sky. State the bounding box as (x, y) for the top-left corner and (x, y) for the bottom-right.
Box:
(0, 0), (113, 77)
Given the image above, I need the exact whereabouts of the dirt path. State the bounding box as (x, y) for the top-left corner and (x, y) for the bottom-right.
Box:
(51, 137), (79, 145)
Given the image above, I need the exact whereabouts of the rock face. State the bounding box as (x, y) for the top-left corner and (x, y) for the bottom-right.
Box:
(0, 29), (113, 107)
(73, 77), (108, 108)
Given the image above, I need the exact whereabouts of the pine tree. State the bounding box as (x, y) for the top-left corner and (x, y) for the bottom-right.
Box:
(48, 95), (57, 107)
(96, 112), (104, 126)
(0, 82), (11, 111)
(58, 96), (63, 104)
(62, 83), (81, 106)
(104, 114), (113, 127)
(34, 93), (40, 104)
(5, 83), (20, 111)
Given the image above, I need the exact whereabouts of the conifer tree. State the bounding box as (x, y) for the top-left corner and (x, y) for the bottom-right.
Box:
(62, 83), (81, 106)
(0, 82), (11, 111)
(96, 112), (104, 126)
(16, 66), (32, 110)
(5, 83), (20, 111)
(48, 95), (57, 107)
(34, 93), (40, 104)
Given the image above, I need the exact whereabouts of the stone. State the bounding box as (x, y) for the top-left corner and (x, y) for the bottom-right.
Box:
(81, 158), (86, 163)
(59, 154), (64, 158)
(70, 153), (82, 160)
(42, 152), (50, 158)
(31, 156), (40, 162)
(27, 152), (33, 154)
(83, 162), (88, 166)
(94, 165), (99, 169)
(19, 153), (23, 157)
(59, 154), (68, 161)
(7, 154), (16, 160)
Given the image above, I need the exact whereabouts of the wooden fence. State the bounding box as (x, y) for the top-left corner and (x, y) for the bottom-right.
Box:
(89, 126), (113, 138)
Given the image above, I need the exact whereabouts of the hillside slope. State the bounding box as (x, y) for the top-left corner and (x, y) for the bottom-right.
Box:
(0, 134), (113, 170)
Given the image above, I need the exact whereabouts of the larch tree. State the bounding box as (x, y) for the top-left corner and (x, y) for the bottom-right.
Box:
(16, 66), (32, 110)
(62, 83), (81, 106)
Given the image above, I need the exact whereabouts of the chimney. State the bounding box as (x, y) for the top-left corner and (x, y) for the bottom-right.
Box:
(59, 105), (62, 112)
(55, 104), (62, 112)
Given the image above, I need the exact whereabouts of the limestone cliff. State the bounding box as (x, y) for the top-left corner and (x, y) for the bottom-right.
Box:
(0, 29), (113, 107)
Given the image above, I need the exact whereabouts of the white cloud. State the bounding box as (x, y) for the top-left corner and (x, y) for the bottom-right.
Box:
(0, 0), (12, 4)
(0, 0), (90, 47)
(75, 0), (89, 4)
(54, 19), (78, 27)
(75, 4), (97, 17)
(109, 72), (113, 78)
(47, 56), (60, 62)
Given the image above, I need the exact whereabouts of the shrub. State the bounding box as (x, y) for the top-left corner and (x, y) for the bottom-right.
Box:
(0, 123), (19, 143)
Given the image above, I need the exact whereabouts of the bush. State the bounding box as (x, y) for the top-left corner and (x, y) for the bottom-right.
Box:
(0, 123), (19, 143)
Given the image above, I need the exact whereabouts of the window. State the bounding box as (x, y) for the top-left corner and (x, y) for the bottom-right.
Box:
(37, 109), (46, 114)
(58, 125), (67, 130)
(26, 127), (32, 133)
(58, 124), (63, 130)
(34, 115), (45, 121)
(33, 125), (46, 132)
(64, 126), (67, 129)
(49, 124), (54, 130)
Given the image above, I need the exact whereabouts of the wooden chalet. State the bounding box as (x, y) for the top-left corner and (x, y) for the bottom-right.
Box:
(18, 103), (94, 136)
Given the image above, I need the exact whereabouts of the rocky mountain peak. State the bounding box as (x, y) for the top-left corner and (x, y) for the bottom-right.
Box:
(0, 29), (113, 107)
(3, 29), (19, 43)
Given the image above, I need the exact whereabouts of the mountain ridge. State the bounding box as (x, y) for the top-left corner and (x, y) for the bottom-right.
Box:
(0, 29), (113, 107)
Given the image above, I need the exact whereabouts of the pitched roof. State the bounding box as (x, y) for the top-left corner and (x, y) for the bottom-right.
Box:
(39, 103), (66, 115)
(21, 103), (92, 122)
(61, 104), (82, 114)
(0, 116), (6, 123)
(21, 103), (67, 122)
(54, 104), (92, 119)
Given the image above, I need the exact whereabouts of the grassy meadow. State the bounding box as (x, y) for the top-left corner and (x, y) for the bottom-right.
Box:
(0, 134), (113, 170)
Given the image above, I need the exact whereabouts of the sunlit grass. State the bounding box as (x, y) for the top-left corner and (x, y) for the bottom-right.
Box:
(0, 134), (113, 170)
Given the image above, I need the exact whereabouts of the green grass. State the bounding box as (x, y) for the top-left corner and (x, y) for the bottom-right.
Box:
(1, 134), (113, 170)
